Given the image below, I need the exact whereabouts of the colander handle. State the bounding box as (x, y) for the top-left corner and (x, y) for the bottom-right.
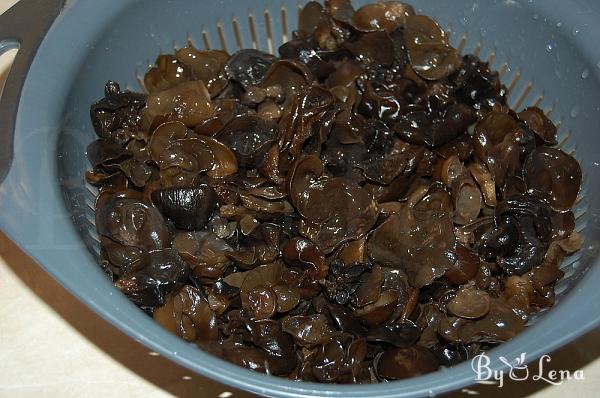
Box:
(0, 0), (64, 184)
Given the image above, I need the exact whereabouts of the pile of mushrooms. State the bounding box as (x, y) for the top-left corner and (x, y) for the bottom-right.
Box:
(87, 0), (582, 383)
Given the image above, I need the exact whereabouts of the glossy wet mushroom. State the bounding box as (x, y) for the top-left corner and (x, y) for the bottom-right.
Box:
(87, 0), (584, 383)
(151, 185), (217, 230)
(523, 147), (582, 212)
(216, 115), (278, 169)
(403, 15), (462, 80)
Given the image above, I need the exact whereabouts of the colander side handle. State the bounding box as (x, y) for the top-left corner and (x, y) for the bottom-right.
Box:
(0, 0), (65, 184)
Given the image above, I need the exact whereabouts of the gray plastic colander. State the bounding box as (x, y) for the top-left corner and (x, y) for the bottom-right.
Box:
(0, 0), (599, 397)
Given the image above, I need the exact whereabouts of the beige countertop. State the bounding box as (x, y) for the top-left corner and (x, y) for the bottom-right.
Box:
(0, 1), (599, 397)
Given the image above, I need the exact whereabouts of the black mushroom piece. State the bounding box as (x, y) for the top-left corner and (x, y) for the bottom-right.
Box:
(446, 287), (491, 319)
(403, 15), (462, 80)
(173, 231), (232, 280)
(90, 81), (146, 143)
(523, 147), (582, 212)
(366, 202), (456, 288)
(479, 195), (555, 275)
(175, 46), (229, 97)
(115, 249), (190, 308)
(143, 54), (192, 94)
(87, 0), (584, 385)
(225, 49), (277, 89)
(394, 101), (477, 148)
(309, 334), (368, 383)
(141, 80), (215, 130)
(87, 139), (131, 168)
(278, 85), (340, 158)
(438, 298), (526, 344)
(518, 107), (558, 145)
(367, 321), (420, 347)
(216, 115), (278, 169)
(153, 285), (218, 342)
(452, 55), (506, 110)
(151, 185), (217, 230)
(375, 346), (440, 380)
(472, 111), (523, 187)
(282, 237), (329, 280)
(96, 197), (170, 251)
(352, 1), (415, 32)
(259, 59), (314, 109)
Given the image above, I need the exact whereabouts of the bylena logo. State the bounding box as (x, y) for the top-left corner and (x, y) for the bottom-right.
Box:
(471, 352), (585, 388)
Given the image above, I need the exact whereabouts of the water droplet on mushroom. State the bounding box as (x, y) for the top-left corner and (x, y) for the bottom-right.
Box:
(532, 13), (539, 20)
(545, 43), (553, 53)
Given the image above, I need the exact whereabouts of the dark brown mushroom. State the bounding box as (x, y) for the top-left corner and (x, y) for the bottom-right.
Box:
(153, 285), (219, 341)
(469, 162), (497, 207)
(375, 346), (439, 380)
(100, 236), (144, 275)
(282, 314), (334, 347)
(523, 147), (582, 212)
(472, 111), (521, 187)
(144, 54), (192, 94)
(142, 80), (215, 129)
(444, 245), (480, 285)
(352, 1), (415, 32)
(282, 237), (329, 280)
(354, 289), (399, 325)
(244, 318), (298, 375)
(310, 333), (367, 383)
(222, 347), (270, 373)
(367, 205), (455, 287)
(172, 231), (232, 280)
(298, 1), (324, 36)
(87, 139), (132, 168)
(278, 85), (339, 158)
(175, 46), (229, 97)
(151, 185), (217, 230)
(148, 121), (189, 161)
(192, 134), (238, 178)
(216, 115), (278, 169)
(452, 174), (483, 225)
(244, 286), (278, 320)
(96, 197), (169, 251)
(367, 321), (420, 347)
(518, 107), (558, 145)
(447, 288), (491, 319)
(344, 31), (395, 67)
(260, 60), (314, 108)
(352, 265), (384, 307)
(87, 2), (583, 382)
(438, 298), (526, 344)
(272, 284), (301, 313)
(404, 15), (462, 80)
(90, 81), (146, 142)
(115, 249), (190, 308)
(225, 49), (277, 89)
(157, 138), (215, 177)
(435, 155), (466, 187)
